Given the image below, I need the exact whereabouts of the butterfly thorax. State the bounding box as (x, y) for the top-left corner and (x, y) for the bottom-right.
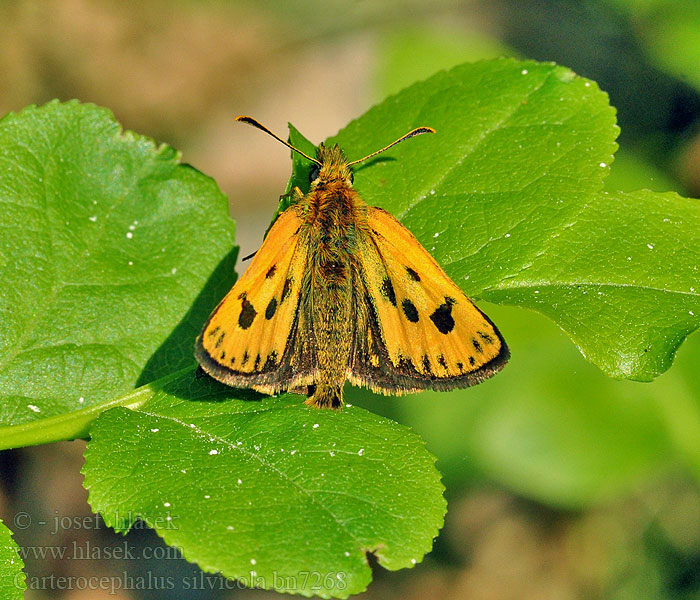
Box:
(299, 145), (369, 289)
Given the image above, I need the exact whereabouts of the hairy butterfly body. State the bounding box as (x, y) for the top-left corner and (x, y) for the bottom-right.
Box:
(195, 117), (509, 408)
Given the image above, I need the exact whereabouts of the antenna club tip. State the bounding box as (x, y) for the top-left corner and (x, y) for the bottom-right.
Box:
(233, 115), (321, 165)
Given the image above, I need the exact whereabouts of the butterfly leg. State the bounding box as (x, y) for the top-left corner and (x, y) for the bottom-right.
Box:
(275, 186), (304, 213)
(280, 186), (304, 202)
(304, 383), (343, 409)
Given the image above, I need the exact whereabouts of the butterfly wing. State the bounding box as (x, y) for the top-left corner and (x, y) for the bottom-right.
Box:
(350, 207), (509, 393)
(195, 206), (310, 393)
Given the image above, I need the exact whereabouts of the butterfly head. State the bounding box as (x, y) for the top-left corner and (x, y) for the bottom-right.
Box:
(309, 144), (354, 188)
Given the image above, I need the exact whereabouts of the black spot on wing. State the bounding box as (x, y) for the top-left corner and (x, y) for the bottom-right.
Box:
(478, 330), (495, 344)
(472, 338), (483, 353)
(437, 354), (448, 370)
(215, 331), (225, 348)
(281, 277), (293, 303)
(207, 325), (221, 338)
(468, 356), (476, 366)
(254, 353), (261, 370)
(221, 350), (226, 360)
(430, 296), (455, 334)
(381, 277), (397, 306)
(265, 298), (278, 320)
(402, 299), (419, 322)
(239, 297), (257, 329)
(422, 354), (432, 374)
(406, 267), (421, 281)
(242, 351), (249, 366)
(266, 265), (277, 279)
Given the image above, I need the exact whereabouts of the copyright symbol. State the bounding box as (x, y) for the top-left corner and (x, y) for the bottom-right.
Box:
(13, 512), (31, 529)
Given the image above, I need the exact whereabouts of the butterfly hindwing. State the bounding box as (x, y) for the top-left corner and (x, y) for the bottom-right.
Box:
(350, 207), (509, 393)
(195, 206), (308, 392)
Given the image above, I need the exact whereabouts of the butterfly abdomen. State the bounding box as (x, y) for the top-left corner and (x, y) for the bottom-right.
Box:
(304, 384), (343, 409)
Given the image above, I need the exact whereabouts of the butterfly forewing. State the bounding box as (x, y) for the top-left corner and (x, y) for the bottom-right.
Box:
(195, 207), (307, 391)
(350, 207), (508, 392)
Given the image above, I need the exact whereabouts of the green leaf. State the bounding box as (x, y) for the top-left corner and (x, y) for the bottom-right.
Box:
(263, 122), (319, 232)
(285, 122), (319, 197)
(83, 373), (445, 598)
(311, 58), (698, 380)
(485, 190), (700, 379)
(0, 101), (236, 433)
(0, 519), (24, 599)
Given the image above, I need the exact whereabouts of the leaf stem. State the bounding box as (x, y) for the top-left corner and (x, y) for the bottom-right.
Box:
(0, 367), (193, 450)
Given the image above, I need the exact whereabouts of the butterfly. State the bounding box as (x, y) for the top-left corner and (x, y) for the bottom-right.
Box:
(195, 116), (509, 409)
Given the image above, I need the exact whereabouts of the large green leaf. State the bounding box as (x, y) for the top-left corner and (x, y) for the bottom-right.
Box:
(485, 189), (700, 379)
(318, 58), (697, 381)
(0, 519), (24, 599)
(0, 101), (236, 432)
(83, 373), (445, 598)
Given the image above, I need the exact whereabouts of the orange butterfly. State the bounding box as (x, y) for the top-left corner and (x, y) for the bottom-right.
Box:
(195, 117), (509, 409)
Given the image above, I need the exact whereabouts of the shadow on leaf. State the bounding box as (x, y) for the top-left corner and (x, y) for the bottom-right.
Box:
(137, 246), (240, 387)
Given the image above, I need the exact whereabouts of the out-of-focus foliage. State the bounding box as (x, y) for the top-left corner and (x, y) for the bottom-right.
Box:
(606, 0), (700, 91)
(374, 27), (513, 100)
(351, 304), (700, 508)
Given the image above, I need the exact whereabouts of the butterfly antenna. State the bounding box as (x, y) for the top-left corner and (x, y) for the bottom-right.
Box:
(347, 126), (435, 166)
(235, 116), (321, 165)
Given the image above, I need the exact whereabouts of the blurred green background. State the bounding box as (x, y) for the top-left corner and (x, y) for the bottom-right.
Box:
(1, 0), (700, 598)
